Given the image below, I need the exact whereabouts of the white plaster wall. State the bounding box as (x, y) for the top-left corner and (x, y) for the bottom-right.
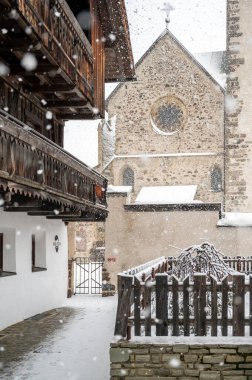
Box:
(0, 210), (68, 330)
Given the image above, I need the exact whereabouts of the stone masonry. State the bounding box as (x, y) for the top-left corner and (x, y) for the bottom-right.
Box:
(225, 0), (252, 211)
(100, 30), (225, 203)
(110, 343), (252, 380)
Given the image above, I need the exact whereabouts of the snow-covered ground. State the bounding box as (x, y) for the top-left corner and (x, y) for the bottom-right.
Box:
(8, 295), (117, 380)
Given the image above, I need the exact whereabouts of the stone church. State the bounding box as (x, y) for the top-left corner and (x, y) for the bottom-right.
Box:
(69, 0), (252, 288)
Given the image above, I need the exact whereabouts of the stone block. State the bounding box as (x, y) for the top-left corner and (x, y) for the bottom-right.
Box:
(239, 363), (252, 369)
(238, 346), (252, 354)
(184, 354), (198, 363)
(151, 354), (160, 363)
(170, 368), (184, 376)
(210, 348), (237, 354)
(132, 348), (149, 355)
(161, 354), (180, 362)
(221, 370), (244, 376)
(184, 368), (200, 376)
(246, 356), (252, 362)
(136, 368), (154, 376)
(153, 368), (171, 376)
(200, 371), (220, 380)
(203, 355), (225, 364)
(110, 348), (130, 363)
(135, 354), (151, 363)
(111, 368), (129, 377)
(172, 344), (189, 353)
(226, 355), (244, 363)
(223, 377), (247, 380)
(150, 347), (166, 354)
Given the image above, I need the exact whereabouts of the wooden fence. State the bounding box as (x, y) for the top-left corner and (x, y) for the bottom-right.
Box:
(114, 272), (252, 339)
(167, 256), (252, 274)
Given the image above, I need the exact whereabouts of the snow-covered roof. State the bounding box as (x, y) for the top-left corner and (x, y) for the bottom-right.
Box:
(218, 213), (252, 227)
(107, 185), (132, 194)
(135, 185), (199, 205)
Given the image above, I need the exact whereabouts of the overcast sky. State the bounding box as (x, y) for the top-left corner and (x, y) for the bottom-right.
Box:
(64, 0), (226, 167)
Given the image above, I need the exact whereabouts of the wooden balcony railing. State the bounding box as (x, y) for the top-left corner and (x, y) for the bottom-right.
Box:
(13, 0), (94, 102)
(0, 111), (107, 213)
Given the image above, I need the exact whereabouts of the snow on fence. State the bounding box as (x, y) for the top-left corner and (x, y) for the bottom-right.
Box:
(114, 272), (252, 340)
(167, 255), (252, 274)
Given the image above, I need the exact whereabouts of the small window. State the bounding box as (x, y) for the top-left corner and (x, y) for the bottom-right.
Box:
(31, 232), (47, 272)
(0, 229), (16, 277)
(122, 167), (134, 188)
(211, 166), (222, 192)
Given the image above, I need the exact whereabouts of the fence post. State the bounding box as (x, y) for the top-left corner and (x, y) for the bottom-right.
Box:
(233, 273), (245, 336)
(172, 275), (179, 336)
(134, 277), (141, 336)
(156, 274), (168, 336)
(183, 276), (190, 336)
(114, 275), (133, 338)
(194, 274), (207, 336)
(211, 275), (218, 336)
(222, 276), (228, 336)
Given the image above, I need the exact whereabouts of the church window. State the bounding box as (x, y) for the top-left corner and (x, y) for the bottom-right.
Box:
(150, 96), (187, 135)
(122, 167), (134, 188)
(211, 166), (222, 192)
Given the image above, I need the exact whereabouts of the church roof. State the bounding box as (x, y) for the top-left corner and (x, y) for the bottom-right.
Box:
(106, 28), (225, 106)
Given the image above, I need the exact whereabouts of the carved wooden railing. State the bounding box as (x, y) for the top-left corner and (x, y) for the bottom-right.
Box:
(16, 0), (94, 101)
(0, 112), (106, 208)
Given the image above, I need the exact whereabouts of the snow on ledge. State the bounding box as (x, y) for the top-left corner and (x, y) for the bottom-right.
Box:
(107, 185), (132, 194)
(113, 336), (252, 345)
(218, 212), (252, 227)
(135, 185), (199, 204)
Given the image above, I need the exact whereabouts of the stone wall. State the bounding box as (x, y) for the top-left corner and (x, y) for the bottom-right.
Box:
(105, 194), (252, 288)
(225, 0), (252, 211)
(110, 343), (252, 379)
(67, 221), (104, 259)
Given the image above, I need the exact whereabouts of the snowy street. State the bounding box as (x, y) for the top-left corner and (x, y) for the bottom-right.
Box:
(0, 296), (117, 380)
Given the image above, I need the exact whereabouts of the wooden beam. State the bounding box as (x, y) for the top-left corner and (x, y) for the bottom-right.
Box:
(27, 84), (77, 93)
(44, 99), (88, 108)
(59, 112), (98, 120)
(9, 64), (58, 75)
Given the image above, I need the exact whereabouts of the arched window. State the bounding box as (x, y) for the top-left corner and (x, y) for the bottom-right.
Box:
(211, 166), (222, 192)
(122, 167), (134, 188)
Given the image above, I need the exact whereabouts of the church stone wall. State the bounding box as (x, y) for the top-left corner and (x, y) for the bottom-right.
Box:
(105, 32), (225, 203)
(226, 0), (252, 211)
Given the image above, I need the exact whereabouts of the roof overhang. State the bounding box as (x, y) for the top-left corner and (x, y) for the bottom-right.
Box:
(97, 0), (135, 82)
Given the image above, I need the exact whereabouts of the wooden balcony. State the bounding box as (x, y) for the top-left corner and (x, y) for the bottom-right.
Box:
(0, 0), (98, 119)
(0, 111), (108, 221)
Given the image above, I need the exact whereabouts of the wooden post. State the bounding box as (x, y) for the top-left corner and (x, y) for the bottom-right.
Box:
(183, 276), (190, 336)
(172, 275), (179, 336)
(134, 277), (141, 336)
(114, 275), (133, 338)
(233, 274), (245, 336)
(194, 274), (207, 336)
(211, 276), (218, 336)
(222, 276), (228, 336)
(144, 284), (152, 336)
(156, 274), (168, 336)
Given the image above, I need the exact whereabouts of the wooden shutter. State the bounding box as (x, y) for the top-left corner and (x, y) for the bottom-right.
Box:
(32, 234), (36, 267)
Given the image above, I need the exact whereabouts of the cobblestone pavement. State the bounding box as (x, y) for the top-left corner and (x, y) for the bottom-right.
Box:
(0, 295), (117, 380)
